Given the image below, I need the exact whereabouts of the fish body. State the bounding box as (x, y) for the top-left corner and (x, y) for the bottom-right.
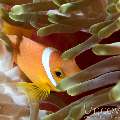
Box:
(2, 21), (80, 101)
(15, 37), (80, 101)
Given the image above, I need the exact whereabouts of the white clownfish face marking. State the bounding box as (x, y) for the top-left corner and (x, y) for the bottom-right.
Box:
(42, 47), (58, 87)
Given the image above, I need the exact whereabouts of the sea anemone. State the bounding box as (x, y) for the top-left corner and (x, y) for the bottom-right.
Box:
(0, 0), (120, 120)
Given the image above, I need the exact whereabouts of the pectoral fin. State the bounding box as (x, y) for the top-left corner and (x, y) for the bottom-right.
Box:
(17, 82), (50, 102)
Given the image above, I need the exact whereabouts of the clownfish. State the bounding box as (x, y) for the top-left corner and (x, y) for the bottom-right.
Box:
(2, 21), (80, 102)
(7, 35), (80, 102)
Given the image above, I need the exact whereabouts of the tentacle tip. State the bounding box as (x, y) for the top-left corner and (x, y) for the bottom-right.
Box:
(11, 5), (23, 15)
(92, 48), (106, 56)
(9, 12), (16, 21)
(59, 3), (72, 13)
(89, 27), (97, 35)
(37, 29), (47, 37)
(47, 12), (55, 18)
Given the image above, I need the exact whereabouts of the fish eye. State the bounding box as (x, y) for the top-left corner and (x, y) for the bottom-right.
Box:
(55, 69), (64, 78)
(55, 71), (62, 77)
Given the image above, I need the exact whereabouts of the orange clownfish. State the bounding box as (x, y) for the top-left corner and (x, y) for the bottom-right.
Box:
(7, 36), (80, 102)
(2, 21), (80, 101)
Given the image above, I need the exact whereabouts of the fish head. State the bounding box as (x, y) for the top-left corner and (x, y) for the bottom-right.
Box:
(48, 49), (80, 88)
(8, 36), (80, 92)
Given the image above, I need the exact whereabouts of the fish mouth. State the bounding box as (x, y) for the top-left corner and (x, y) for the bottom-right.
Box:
(46, 82), (61, 92)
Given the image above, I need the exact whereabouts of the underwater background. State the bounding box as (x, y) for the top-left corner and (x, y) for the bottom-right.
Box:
(0, 0), (119, 120)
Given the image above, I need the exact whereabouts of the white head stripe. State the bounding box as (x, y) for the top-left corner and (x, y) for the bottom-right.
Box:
(42, 47), (57, 87)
